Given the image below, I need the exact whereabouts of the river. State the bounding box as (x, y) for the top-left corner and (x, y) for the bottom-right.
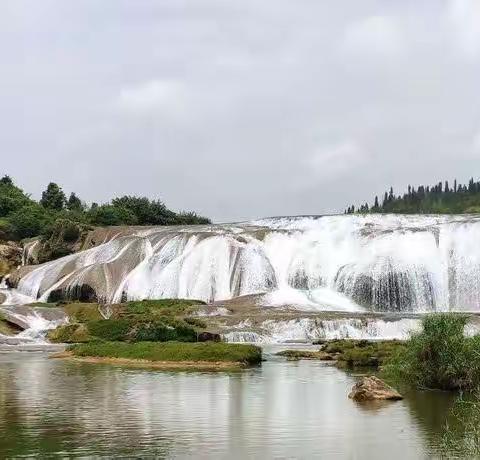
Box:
(0, 347), (455, 459)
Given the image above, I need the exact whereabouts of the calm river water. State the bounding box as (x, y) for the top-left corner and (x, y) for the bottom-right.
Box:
(0, 348), (455, 459)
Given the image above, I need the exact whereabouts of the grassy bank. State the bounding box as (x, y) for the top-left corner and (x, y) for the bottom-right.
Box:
(60, 342), (262, 369)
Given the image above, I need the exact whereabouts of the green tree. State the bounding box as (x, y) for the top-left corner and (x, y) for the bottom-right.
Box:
(111, 196), (176, 225)
(40, 182), (66, 211)
(0, 175), (13, 186)
(67, 192), (83, 211)
(0, 176), (33, 217)
(8, 203), (53, 239)
(88, 204), (138, 226)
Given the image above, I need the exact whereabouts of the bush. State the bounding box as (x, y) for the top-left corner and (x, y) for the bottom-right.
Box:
(88, 204), (138, 226)
(70, 341), (262, 365)
(8, 203), (53, 239)
(383, 314), (480, 390)
(0, 177), (33, 218)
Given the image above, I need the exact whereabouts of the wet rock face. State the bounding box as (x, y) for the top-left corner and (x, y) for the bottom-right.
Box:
(335, 262), (435, 312)
(348, 376), (403, 401)
(0, 305), (68, 330)
(0, 241), (22, 278)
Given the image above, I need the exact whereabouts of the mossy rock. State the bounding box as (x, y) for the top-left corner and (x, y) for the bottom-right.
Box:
(62, 303), (105, 322)
(47, 323), (91, 343)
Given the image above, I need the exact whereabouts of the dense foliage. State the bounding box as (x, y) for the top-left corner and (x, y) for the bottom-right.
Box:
(383, 314), (480, 391)
(0, 175), (210, 241)
(346, 177), (480, 214)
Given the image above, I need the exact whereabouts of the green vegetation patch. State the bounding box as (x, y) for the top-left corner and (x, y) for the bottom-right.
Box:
(276, 350), (334, 361)
(62, 303), (105, 322)
(85, 317), (197, 343)
(122, 299), (206, 317)
(326, 339), (404, 368)
(277, 340), (404, 368)
(48, 299), (212, 344)
(383, 314), (480, 391)
(69, 341), (262, 365)
(47, 323), (91, 343)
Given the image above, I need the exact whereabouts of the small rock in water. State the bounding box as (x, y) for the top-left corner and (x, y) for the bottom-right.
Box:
(348, 376), (403, 401)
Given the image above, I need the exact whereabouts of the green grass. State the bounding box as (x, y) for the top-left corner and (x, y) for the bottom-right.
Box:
(441, 391), (480, 457)
(69, 341), (262, 365)
(383, 314), (480, 391)
(123, 299), (205, 317)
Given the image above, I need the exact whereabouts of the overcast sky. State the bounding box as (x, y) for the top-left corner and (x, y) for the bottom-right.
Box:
(1, 0), (479, 222)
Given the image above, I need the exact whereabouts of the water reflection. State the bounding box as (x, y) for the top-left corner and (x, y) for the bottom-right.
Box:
(0, 352), (454, 458)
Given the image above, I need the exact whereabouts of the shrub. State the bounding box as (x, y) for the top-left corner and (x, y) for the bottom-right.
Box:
(8, 203), (53, 239)
(0, 177), (33, 218)
(383, 314), (480, 391)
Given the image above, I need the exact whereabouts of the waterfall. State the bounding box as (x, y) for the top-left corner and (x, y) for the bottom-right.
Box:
(11, 214), (480, 312)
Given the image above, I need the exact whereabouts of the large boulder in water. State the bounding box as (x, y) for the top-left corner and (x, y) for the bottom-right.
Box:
(348, 376), (403, 401)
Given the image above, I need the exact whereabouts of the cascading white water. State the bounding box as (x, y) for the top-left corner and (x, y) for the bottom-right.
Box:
(11, 214), (480, 312)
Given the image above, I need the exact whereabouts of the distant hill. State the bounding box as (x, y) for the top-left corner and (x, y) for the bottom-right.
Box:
(346, 178), (480, 214)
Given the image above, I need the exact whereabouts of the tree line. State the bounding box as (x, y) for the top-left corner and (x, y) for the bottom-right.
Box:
(0, 175), (211, 240)
(345, 177), (480, 215)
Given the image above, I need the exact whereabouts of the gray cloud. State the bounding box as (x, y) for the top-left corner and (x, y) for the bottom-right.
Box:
(0, 0), (479, 221)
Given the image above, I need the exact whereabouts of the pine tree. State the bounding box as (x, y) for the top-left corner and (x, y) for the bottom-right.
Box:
(0, 175), (13, 186)
(67, 192), (83, 212)
(40, 182), (66, 211)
